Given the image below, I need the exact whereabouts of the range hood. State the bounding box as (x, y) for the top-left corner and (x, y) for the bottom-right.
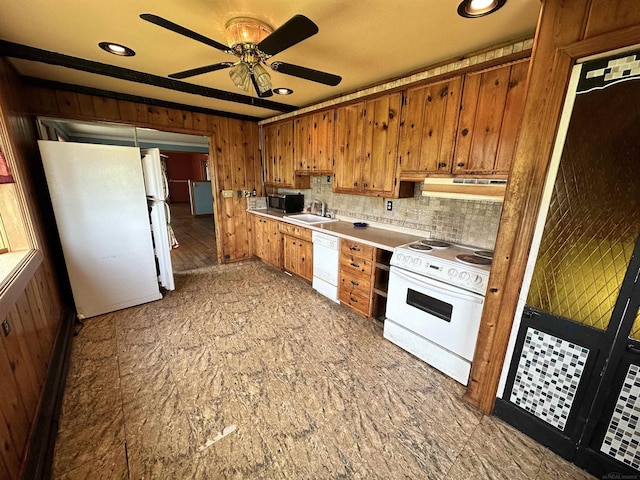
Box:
(422, 177), (506, 202)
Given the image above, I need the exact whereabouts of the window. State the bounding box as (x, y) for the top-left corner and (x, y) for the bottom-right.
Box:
(0, 119), (42, 306)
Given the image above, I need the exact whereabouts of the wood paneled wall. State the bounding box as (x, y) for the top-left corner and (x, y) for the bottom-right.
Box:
(0, 59), (63, 479)
(467, 0), (640, 412)
(22, 85), (263, 264)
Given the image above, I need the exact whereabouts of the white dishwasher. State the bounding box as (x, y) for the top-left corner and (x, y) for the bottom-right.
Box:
(312, 231), (340, 303)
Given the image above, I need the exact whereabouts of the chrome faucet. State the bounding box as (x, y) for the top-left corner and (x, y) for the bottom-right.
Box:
(313, 199), (326, 217)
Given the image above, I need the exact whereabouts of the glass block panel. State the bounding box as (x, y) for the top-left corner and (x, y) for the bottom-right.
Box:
(601, 363), (640, 470)
(526, 80), (640, 331)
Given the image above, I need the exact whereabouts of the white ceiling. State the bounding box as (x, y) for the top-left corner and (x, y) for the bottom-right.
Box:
(0, 0), (541, 120)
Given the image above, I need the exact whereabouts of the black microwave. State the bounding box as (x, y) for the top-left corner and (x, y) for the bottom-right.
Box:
(267, 193), (304, 213)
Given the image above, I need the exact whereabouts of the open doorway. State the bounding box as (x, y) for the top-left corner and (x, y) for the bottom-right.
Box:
(37, 118), (218, 274)
(163, 151), (217, 271)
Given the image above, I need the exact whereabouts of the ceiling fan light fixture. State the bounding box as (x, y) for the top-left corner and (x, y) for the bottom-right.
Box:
(229, 63), (251, 91)
(99, 42), (135, 56)
(253, 63), (272, 94)
(273, 87), (293, 95)
(457, 0), (506, 18)
(224, 17), (273, 48)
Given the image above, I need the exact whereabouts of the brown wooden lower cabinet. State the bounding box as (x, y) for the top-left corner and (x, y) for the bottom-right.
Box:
(279, 222), (313, 282)
(282, 234), (313, 282)
(339, 239), (375, 316)
(250, 214), (392, 317)
(338, 239), (392, 320)
(250, 214), (314, 281)
(250, 215), (281, 268)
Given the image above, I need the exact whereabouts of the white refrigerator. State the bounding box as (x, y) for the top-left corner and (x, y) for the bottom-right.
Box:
(38, 141), (175, 319)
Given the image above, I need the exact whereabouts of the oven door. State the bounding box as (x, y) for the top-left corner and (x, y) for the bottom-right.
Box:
(385, 265), (484, 361)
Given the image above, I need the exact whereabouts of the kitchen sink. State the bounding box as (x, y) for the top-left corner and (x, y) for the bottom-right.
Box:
(284, 213), (338, 225)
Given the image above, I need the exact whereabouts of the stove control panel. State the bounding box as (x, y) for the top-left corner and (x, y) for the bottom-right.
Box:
(392, 252), (488, 295)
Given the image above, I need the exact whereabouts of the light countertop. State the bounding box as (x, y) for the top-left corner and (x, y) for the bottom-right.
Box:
(248, 209), (424, 251)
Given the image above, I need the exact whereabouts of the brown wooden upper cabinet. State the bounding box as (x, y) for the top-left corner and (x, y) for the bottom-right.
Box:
(398, 76), (463, 180)
(262, 121), (310, 189)
(293, 110), (334, 175)
(333, 93), (410, 197)
(453, 59), (529, 175)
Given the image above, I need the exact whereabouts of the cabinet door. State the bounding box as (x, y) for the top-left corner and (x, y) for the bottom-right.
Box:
(362, 93), (402, 196)
(298, 239), (313, 282)
(251, 215), (268, 260)
(293, 115), (312, 173)
(282, 234), (298, 274)
(493, 60), (529, 173)
(311, 110), (334, 173)
(265, 218), (281, 268)
(333, 102), (365, 192)
(262, 124), (279, 186)
(398, 77), (462, 178)
(276, 121), (294, 186)
(251, 215), (260, 258)
(453, 60), (529, 174)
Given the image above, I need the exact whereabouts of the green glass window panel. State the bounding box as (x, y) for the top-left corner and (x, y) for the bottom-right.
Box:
(526, 80), (640, 331)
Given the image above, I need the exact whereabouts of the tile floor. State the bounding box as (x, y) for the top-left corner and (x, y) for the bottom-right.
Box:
(52, 260), (595, 479)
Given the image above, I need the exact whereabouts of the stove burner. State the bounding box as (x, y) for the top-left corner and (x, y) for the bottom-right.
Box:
(420, 239), (451, 249)
(408, 243), (433, 251)
(456, 254), (492, 266)
(474, 250), (493, 259)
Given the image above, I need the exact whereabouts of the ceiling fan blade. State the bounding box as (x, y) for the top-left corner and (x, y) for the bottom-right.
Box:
(140, 14), (230, 52)
(257, 15), (318, 56)
(168, 62), (234, 79)
(250, 73), (273, 98)
(270, 62), (341, 86)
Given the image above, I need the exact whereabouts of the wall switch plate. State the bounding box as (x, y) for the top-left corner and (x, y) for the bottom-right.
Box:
(222, 190), (233, 198)
(386, 200), (393, 211)
(2, 320), (10, 336)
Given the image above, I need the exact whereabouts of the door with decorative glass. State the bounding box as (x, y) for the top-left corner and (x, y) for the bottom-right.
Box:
(495, 50), (640, 479)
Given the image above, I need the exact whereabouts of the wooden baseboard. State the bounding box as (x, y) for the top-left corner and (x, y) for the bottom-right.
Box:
(21, 308), (75, 480)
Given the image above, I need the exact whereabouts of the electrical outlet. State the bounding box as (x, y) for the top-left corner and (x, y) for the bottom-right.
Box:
(2, 320), (10, 336)
(243, 190), (251, 198)
(386, 200), (393, 211)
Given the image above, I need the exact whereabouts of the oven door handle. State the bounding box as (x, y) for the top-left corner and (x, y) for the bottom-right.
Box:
(390, 266), (484, 304)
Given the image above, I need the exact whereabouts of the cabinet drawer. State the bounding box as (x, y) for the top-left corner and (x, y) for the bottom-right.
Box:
(339, 288), (371, 316)
(339, 273), (371, 296)
(339, 252), (373, 278)
(279, 222), (312, 241)
(340, 238), (374, 260)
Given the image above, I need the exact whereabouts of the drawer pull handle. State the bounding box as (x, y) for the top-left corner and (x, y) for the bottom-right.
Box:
(351, 280), (359, 286)
(350, 297), (358, 303)
(350, 246), (360, 252)
(350, 262), (360, 268)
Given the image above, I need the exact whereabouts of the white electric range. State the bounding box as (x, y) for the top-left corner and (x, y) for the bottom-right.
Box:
(383, 239), (492, 385)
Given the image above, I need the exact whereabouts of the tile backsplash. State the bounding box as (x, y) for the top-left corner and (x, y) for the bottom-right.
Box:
(276, 176), (502, 250)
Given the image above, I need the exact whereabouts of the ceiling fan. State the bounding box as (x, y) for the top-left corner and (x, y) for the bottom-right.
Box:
(140, 13), (342, 98)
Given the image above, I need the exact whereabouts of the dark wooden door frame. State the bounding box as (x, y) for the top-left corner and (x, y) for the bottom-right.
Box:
(467, 22), (640, 413)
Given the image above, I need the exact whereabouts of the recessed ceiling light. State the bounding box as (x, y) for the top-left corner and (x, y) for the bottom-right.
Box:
(457, 0), (506, 18)
(273, 87), (293, 95)
(99, 42), (136, 57)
